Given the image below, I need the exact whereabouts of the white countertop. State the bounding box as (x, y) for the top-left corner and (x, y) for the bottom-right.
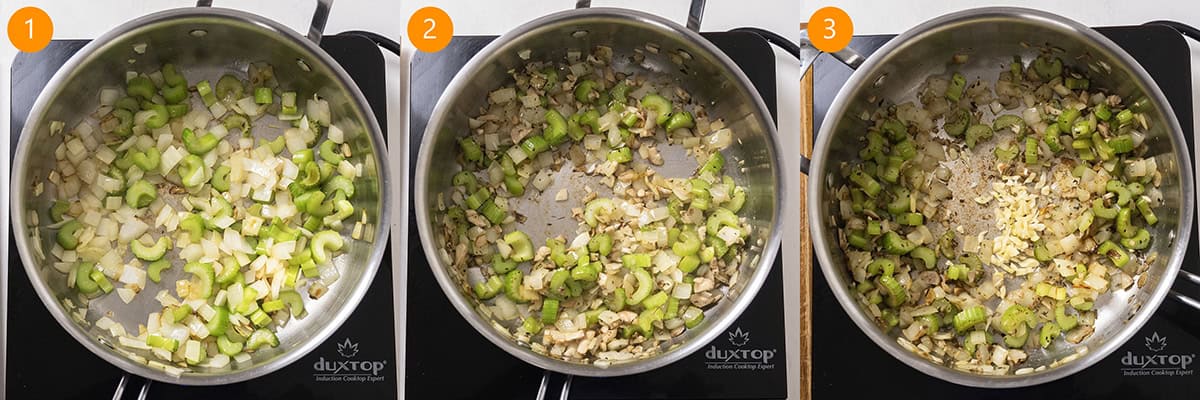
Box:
(2, 1), (1198, 398)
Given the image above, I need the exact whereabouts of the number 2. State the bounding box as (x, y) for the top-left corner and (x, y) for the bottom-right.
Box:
(25, 18), (33, 39)
(423, 18), (436, 40)
(822, 17), (835, 40)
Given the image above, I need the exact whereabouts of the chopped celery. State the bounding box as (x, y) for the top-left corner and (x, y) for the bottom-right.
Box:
(311, 230), (345, 264)
(74, 263), (100, 294)
(474, 275), (504, 300)
(640, 94), (673, 125)
(131, 237), (171, 261)
(184, 262), (215, 299)
(574, 80), (598, 104)
(627, 268), (654, 305)
(147, 260), (171, 283)
(953, 305), (987, 333)
(56, 220), (81, 250)
(504, 231), (534, 262)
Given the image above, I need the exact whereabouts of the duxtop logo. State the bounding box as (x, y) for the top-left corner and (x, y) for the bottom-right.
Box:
(337, 338), (360, 358)
(1145, 332), (1168, 352)
(728, 327), (751, 346)
(1120, 332), (1195, 377)
(705, 327), (776, 371)
(313, 337), (387, 383)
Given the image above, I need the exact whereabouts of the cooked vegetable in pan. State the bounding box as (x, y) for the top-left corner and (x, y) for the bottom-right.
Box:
(438, 46), (749, 365)
(834, 51), (1162, 375)
(37, 59), (366, 376)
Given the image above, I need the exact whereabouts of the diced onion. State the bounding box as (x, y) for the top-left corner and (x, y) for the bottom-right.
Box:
(706, 128), (733, 149)
(237, 97), (261, 117)
(492, 295), (518, 320)
(506, 146), (527, 165)
(488, 88), (516, 104)
(99, 88), (121, 106)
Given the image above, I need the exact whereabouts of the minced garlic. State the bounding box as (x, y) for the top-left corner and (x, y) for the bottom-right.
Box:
(989, 173), (1046, 267)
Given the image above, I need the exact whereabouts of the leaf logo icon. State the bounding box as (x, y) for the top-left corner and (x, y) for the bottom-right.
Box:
(1145, 332), (1167, 352)
(728, 327), (750, 347)
(337, 338), (360, 358)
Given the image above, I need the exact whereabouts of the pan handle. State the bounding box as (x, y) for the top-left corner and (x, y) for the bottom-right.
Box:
(574, 0), (707, 32)
(794, 24), (865, 70)
(110, 374), (151, 400)
(1168, 271), (1200, 311)
(534, 370), (573, 400)
(828, 47), (865, 70)
(195, 0), (333, 45)
(306, 0), (334, 45)
(685, 0), (706, 32)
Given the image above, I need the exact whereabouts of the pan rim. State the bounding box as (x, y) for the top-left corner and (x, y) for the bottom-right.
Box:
(808, 6), (1194, 388)
(9, 6), (391, 386)
(413, 7), (784, 377)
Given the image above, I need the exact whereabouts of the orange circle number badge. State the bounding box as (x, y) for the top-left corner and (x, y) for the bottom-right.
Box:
(8, 6), (53, 53)
(808, 6), (852, 53)
(408, 6), (453, 53)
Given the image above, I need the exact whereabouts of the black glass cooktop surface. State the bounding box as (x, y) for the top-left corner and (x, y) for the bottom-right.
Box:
(407, 33), (788, 399)
(812, 25), (1200, 399)
(6, 35), (396, 400)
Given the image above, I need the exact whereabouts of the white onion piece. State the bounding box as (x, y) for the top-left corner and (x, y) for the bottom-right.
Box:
(1021, 107), (1041, 125)
(598, 111), (620, 132)
(208, 124), (229, 140)
(99, 88), (121, 106)
(160, 146), (184, 174)
(119, 265), (146, 287)
(653, 249), (681, 273)
(1146, 188), (1163, 205)
(328, 124), (345, 144)
(318, 264), (340, 286)
(506, 146), (527, 165)
(237, 97), (261, 117)
(483, 133), (500, 151)
(305, 99), (331, 126)
(570, 232), (591, 250)
(583, 135), (603, 151)
(119, 219), (149, 243)
(672, 282), (693, 299)
(116, 288), (136, 304)
(492, 295), (518, 320)
(531, 170), (554, 191)
(204, 354), (231, 369)
(465, 267), (485, 287)
(607, 126), (623, 147)
(706, 129), (733, 149)
(488, 88), (516, 104)
(166, 323), (190, 342)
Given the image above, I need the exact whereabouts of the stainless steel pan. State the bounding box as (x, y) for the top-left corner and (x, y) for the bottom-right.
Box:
(10, 1), (390, 386)
(414, 0), (783, 385)
(808, 7), (1195, 387)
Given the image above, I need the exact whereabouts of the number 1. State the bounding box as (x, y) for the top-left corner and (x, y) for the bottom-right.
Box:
(25, 18), (33, 39)
(423, 18), (436, 40)
(822, 17), (836, 40)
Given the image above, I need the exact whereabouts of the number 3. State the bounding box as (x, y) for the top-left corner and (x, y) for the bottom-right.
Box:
(25, 18), (33, 39)
(822, 17), (836, 40)
(423, 18), (436, 40)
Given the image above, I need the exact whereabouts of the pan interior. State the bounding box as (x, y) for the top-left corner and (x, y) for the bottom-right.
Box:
(11, 8), (387, 384)
(813, 9), (1191, 386)
(417, 9), (781, 376)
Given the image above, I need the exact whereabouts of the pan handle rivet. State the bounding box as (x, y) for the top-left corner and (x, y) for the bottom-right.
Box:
(571, 30), (588, 38)
(189, 29), (207, 38)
